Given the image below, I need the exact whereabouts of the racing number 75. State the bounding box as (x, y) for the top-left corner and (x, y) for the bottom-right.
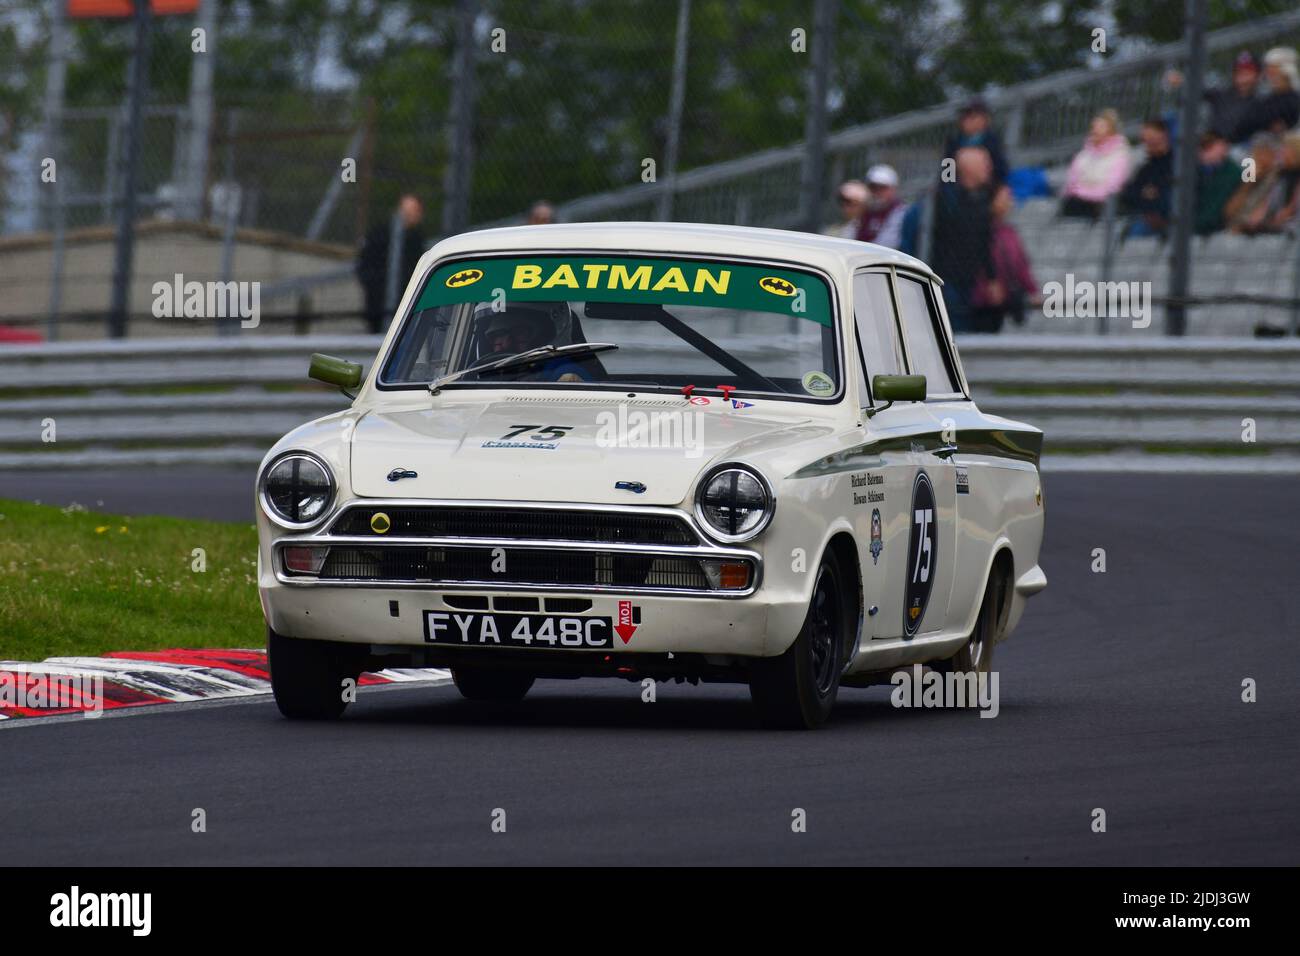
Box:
(912, 507), (933, 584)
(501, 424), (573, 441)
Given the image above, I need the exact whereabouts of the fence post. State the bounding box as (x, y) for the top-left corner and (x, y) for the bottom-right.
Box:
(177, 0), (217, 221)
(42, 0), (69, 341)
(1098, 194), (1118, 335)
(798, 0), (837, 233)
(440, 0), (478, 236)
(656, 0), (692, 222)
(107, 0), (154, 340)
(1166, 0), (1208, 337)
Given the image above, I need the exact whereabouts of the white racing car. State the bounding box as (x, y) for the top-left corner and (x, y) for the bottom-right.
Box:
(256, 222), (1046, 728)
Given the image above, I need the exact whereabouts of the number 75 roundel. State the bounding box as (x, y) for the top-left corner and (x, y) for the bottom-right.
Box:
(903, 470), (937, 638)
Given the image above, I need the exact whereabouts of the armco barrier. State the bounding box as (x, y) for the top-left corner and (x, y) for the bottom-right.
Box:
(0, 335), (1297, 469)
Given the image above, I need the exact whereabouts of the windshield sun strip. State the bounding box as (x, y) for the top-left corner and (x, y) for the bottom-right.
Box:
(373, 251), (844, 400)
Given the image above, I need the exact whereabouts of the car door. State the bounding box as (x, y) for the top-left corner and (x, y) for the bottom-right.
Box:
(891, 270), (966, 638)
(850, 269), (927, 644)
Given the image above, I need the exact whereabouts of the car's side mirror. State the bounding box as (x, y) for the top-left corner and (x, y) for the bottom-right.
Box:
(309, 353), (363, 394)
(867, 374), (926, 417)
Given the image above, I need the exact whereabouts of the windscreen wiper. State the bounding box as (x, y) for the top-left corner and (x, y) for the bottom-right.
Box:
(429, 342), (618, 394)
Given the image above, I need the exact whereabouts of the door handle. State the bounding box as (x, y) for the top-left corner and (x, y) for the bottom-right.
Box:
(935, 444), (958, 459)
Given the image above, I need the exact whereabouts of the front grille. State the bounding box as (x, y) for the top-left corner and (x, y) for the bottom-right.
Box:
(330, 506), (697, 545)
(316, 545), (716, 591)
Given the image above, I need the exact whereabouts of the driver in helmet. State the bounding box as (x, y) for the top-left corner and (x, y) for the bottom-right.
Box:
(477, 306), (592, 382)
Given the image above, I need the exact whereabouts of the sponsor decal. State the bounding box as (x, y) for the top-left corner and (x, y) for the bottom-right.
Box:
(688, 395), (711, 406)
(903, 470), (937, 638)
(482, 424), (573, 450)
(850, 470), (885, 505)
(869, 508), (883, 565)
(758, 275), (796, 297)
(370, 512), (392, 534)
(956, 467), (970, 495)
(616, 600), (640, 644)
(801, 370), (835, 397)
(445, 267), (484, 288)
(730, 399), (754, 409)
(417, 256), (833, 325)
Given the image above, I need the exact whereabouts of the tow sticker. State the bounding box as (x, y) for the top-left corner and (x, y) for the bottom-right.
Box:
(616, 600), (640, 644)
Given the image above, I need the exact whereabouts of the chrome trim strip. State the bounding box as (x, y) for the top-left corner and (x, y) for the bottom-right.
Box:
(270, 575), (758, 599)
(271, 537), (761, 597)
(286, 535), (742, 556)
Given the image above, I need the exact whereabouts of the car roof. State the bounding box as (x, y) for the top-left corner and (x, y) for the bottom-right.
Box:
(418, 221), (937, 282)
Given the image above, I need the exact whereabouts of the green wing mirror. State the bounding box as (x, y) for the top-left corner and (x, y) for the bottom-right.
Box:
(309, 353), (363, 396)
(867, 374), (926, 416)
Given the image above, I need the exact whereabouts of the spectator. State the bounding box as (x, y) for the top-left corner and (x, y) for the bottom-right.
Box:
(1060, 109), (1131, 219)
(355, 193), (426, 334)
(931, 146), (996, 333)
(527, 200), (556, 225)
(822, 179), (867, 238)
(1195, 131), (1243, 235)
(943, 97), (1010, 184)
(1240, 47), (1300, 140)
(1264, 131), (1300, 232)
(1223, 134), (1288, 234)
(896, 199), (925, 258)
(857, 165), (908, 247)
(1200, 50), (1262, 144)
(1120, 118), (1175, 237)
(970, 183), (1040, 334)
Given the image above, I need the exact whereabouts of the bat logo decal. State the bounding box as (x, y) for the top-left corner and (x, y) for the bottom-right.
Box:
(445, 268), (484, 288)
(759, 275), (796, 297)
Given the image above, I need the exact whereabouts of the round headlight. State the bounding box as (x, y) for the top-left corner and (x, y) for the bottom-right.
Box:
(260, 453), (334, 529)
(695, 465), (773, 542)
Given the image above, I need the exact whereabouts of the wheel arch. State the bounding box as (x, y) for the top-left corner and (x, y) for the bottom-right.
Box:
(985, 543), (1015, 641)
(823, 530), (863, 665)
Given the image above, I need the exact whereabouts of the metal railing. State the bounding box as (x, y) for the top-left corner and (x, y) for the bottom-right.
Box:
(0, 335), (1296, 469)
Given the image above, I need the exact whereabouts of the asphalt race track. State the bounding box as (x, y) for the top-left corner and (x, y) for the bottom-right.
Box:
(1, 470), (1296, 865)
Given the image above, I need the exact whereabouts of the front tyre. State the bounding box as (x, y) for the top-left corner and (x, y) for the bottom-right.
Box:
(268, 626), (365, 720)
(749, 550), (849, 730)
(453, 668), (535, 701)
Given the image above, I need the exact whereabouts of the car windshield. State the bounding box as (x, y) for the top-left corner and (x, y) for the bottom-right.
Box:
(380, 255), (841, 400)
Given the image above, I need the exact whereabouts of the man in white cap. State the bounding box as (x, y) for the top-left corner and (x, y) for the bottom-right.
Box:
(856, 164), (908, 248)
(1248, 47), (1300, 137)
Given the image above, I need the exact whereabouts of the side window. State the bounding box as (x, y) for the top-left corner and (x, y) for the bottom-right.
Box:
(894, 275), (959, 395)
(853, 272), (904, 402)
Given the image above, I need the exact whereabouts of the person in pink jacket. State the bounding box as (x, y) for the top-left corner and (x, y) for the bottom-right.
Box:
(1060, 109), (1132, 219)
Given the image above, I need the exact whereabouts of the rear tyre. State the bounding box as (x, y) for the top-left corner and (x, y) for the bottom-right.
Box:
(268, 626), (365, 720)
(453, 668), (535, 701)
(749, 550), (848, 730)
(935, 565), (1004, 686)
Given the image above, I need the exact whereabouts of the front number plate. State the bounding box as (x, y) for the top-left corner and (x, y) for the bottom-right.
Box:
(424, 611), (613, 649)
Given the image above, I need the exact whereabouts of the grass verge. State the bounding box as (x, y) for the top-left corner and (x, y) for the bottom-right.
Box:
(0, 499), (262, 662)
